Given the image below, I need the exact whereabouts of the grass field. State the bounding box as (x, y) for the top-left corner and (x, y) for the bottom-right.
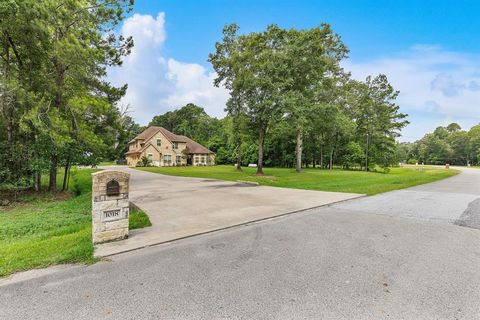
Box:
(98, 161), (122, 166)
(0, 168), (151, 278)
(137, 165), (459, 195)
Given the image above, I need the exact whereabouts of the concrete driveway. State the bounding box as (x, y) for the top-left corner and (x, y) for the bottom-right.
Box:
(95, 166), (362, 256)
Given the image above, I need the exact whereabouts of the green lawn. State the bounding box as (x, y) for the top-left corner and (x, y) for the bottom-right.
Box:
(129, 207), (152, 230)
(0, 168), (151, 277)
(98, 161), (125, 166)
(137, 165), (459, 195)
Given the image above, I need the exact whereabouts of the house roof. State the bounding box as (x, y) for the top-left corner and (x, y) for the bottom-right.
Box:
(157, 127), (188, 143)
(128, 126), (214, 155)
(128, 126), (161, 143)
(180, 135), (214, 154)
(125, 149), (140, 155)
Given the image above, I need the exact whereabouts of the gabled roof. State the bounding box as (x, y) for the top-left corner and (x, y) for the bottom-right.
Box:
(157, 127), (188, 143)
(180, 135), (214, 154)
(128, 126), (214, 155)
(125, 141), (162, 155)
(128, 126), (161, 143)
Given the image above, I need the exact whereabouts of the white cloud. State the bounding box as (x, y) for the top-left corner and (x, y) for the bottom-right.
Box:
(108, 13), (228, 125)
(162, 59), (229, 117)
(343, 46), (480, 141)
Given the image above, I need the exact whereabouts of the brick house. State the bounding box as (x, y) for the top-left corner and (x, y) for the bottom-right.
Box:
(125, 126), (215, 167)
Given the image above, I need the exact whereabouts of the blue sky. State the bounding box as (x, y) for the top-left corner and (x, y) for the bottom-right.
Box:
(109, 0), (480, 141)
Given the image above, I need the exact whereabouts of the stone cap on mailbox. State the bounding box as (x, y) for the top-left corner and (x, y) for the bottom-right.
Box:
(92, 171), (130, 202)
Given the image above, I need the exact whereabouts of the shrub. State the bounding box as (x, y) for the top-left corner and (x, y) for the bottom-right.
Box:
(136, 156), (152, 167)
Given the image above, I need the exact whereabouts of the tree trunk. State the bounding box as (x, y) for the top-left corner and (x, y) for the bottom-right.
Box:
(235, 136), (242, 171)
(234, 109), (243, 171)
(49, 156), (57, 192)
(365, 132), (370, 172)
(31, 132), (41, 192)
(62, 160), (70, 191)
(34, 171), (41, 192)
(3, 32), (16, 179)
(329, 148), (334, 170)
(312, 148), (316, 168)
(320, 144), (324, 169)
(295, 126), (303, 173)
(47, 61), (66, 192)
(256, 127), (265, 175)
(236, 154), (242, 170)
(66, 165), (72, 191)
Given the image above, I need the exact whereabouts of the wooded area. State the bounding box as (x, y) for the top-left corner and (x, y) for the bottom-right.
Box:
(397, 123), (480, 165)
(1, 1), (477, 195)
(0, 0), (139, 192)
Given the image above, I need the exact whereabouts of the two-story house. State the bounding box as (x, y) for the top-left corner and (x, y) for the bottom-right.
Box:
(125, 126), (215, 167)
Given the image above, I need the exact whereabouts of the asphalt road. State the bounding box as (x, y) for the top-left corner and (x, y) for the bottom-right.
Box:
(1, 167), (480, 320)
(334, 167), (480, 228)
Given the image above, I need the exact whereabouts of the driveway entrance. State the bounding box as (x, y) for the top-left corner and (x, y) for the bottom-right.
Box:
(95, 166), (362, 256)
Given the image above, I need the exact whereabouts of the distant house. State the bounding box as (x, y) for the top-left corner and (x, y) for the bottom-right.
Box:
(125, 126), (215, 167)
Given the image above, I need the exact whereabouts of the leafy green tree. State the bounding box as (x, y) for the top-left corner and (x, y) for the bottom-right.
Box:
(210, 24), (287, 175)
(42, 0), (133, 191)
(341, 142), (364, 169)
(447, 130), (470, 164)
(149, 103), (221, 149)
(446, 122), (461, 133)
(1, 0), (134, 193)
(352, 75), (408, 171)
(408, 123), (478, 166)
(224, 95), (247, 170)
(468, 124), (480, 165)
(281, 25), (348, 172)
(394, 142), (414, 164)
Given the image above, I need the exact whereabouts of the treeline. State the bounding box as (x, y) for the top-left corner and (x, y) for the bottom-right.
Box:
(207, 24), (408, 174)
(148, 99), (409, 172)
(150, 26), (411, 173)
(397, 123), (480, 165)
(0, 1), (140, 191)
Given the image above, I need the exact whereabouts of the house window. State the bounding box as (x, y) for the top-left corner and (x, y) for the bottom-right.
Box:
(172, 142), (178, 149)
(201, 155), (206, 164)
(163, 154), (172, 165)
(176, 155), (181, 164)
(147, 153), (153, 161)
(156, 139), (161, 147)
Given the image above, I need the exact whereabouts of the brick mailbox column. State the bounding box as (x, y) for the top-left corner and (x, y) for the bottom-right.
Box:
(92, 171), (130, 244)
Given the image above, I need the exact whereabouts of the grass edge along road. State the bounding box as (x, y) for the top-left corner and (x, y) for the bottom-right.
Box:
(0, 168), (151, 278)
(137, 165), (459, 195)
